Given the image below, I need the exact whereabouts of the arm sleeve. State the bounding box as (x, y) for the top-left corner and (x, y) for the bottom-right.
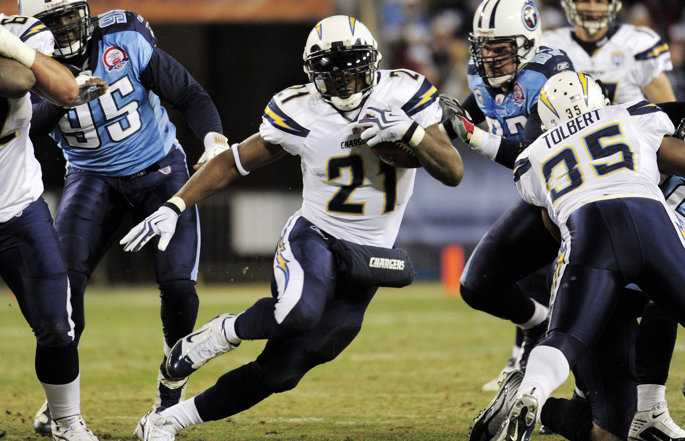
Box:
(139, 47), (223, 139)
(462, 93), (485, 125)
(29, 96), (68, 138)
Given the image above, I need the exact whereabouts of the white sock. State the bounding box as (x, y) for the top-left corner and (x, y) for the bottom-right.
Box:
(224, 313), (242, 345)
(41, 375), (81, 420)
(519, 300), (549, 330)
(160, 397), (203, 428)
(512, 345), (522, 359)
(519, 345), (570, 422)
(637, 384), (666, 412)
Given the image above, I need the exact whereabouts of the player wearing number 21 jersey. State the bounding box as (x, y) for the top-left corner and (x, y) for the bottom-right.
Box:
(119, 16), (462, 440)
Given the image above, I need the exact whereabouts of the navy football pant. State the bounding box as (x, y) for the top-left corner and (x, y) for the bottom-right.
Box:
(55, 148), (199, 347)
(0, 198), (79, 384)
(194, 215), (377, 420)
(544, 198), (685, 434)
(460, 199), (558, 324)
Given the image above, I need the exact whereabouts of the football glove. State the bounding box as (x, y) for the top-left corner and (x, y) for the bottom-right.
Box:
(439, 94), (485, 148)
(65, 73), (109, 108)
(358, 106), (425, 147)
(676, 117), (685, 141)
(198, 132), (230, 165)
(120, 205), (179, 252)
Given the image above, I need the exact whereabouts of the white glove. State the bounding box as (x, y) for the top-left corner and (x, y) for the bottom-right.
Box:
(120, 205), (179, 252)
(358, 106), (425, 147)
(199, 132), (230, 165)
(0, 25), (36, 68)
(65, 73), (109, 108)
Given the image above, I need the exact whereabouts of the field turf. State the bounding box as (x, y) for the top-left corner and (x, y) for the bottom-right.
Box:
(1, 283), (684, 440)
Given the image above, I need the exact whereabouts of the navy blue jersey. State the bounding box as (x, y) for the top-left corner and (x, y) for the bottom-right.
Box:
(44, 10), (221, 176)
(467, 46), (573, 142)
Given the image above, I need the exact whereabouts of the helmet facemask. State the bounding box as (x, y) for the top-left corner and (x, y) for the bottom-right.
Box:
(562, 0), (622, 37)
(469, 35), (536, 89)
(305, 46), (378, 111)
(37, 2), (93, 60)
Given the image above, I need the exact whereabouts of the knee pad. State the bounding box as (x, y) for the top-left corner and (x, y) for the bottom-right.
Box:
(34, 316), (75, 348)
(159, 280), (199, 345)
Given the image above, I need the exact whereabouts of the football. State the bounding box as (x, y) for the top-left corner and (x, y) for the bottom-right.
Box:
(369, 141), (421, 168)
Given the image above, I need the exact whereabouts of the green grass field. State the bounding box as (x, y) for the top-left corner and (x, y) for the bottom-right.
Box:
(1, 283), (685, 441)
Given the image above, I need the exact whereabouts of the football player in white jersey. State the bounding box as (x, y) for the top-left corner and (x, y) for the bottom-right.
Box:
(496, 71), (685, 441)
(543, 0), (675, 104)
(118, 15), (463, 441)
(542, 2), (682, 439)
(0, 12), (104, 441)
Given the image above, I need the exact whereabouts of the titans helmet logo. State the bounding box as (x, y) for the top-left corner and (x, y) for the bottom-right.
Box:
(522, 3), (540, 31)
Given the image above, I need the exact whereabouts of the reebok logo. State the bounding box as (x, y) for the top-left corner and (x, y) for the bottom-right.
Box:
(368, 257), (405, 270)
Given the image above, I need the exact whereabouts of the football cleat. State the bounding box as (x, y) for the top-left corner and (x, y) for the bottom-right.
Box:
(483, 356), (517, 392)
(51, 415), (99, 441)
(470, 369), (524, 441)
(494, 393), (539, 441)
(165, 313), (240, 380)
(34, 400), (52, 436)
(153, 365), (188, 411)
(134, 411), (181, 441)
(517, 319), (548, 373)
(628, 401), (685, 441)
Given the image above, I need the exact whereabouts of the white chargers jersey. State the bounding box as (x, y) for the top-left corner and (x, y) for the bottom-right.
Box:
(259, 69), (441, 248)
(514, 101), (674, 239)
(542, 24), (672, 104)
(0, 14), (54, 222)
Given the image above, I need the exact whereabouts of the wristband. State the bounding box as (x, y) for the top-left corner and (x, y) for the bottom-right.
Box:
(164, 196), (186, 214)
(402, 122), (426, 147)
(471, 130), (501, 161)
(231, 143), (250, 176)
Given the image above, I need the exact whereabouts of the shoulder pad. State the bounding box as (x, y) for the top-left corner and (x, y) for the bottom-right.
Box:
(94, 10), (156, 47)
(263, 86), (313, 138)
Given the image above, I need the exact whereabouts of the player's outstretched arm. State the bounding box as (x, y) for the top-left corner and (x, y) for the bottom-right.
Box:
(0, 25), (77, 106)
(411, 123), (464, 186)
(643, 73), (675, 103)
(120, 133), (286, 252)
(0, 56), (35, 98)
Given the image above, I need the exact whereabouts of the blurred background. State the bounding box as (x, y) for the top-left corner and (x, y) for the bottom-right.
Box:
(8, 0), (685, 285)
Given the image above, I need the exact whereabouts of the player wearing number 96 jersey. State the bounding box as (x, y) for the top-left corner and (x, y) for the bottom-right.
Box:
(18, 0), (228, 432)
(500, 71), (685, 441)
(118, 15), (462, 441)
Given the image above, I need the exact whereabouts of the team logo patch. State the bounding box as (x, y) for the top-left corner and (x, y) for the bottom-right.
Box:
(103, 46), (129, 72)
(521, 2), (539, 31)
(474, 88), (485, 106)
(512, 83), (525, 105)
(159, 166), (171, 175)
(611, 52), (625, 68)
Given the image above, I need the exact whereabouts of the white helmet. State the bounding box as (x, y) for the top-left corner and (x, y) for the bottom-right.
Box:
(561, 0), (622, 36)
(538, 71), (609, 131)
(303, 15), (382, 111)
(18, 0), (93, 59)
(470, 0), (542, 89)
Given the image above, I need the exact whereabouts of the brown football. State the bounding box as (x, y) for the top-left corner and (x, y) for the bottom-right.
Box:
(369, 141), (421, 168)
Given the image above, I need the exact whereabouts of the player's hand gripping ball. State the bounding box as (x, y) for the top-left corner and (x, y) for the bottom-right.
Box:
(358, 107), (421, 168)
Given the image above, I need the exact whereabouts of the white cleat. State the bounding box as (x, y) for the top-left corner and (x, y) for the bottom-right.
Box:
(51, 415), (99, 441)
(134, 411), (182, 441)
(494, 393), (539, 441)
(628, 402), (685, 441)
(165, 313), (240, 380)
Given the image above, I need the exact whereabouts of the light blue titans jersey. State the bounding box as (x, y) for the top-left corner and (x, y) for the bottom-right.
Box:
(467, 46), (573, 142)
(52, 10), (177, 176)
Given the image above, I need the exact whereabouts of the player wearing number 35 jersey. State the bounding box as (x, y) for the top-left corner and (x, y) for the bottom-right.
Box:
(19, 0), (228, 431)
